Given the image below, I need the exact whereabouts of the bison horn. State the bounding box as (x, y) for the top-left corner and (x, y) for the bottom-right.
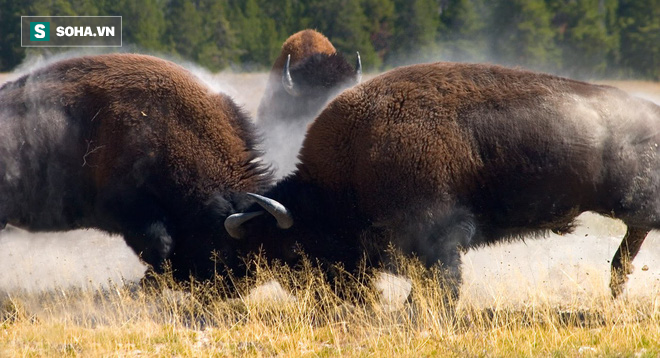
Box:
(355, 52), (362, 83)
(282, 54), (299, 96)
(247, 193), (294, 229)
(225, 211), (264, 239)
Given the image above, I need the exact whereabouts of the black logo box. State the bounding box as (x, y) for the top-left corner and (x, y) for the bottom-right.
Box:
(22, 16), (122, 47)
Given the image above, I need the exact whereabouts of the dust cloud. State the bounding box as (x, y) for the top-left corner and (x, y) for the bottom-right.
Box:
(0, 227), (144, 294)
(462, 213), (660, 307)
(1, 56), (659, 307)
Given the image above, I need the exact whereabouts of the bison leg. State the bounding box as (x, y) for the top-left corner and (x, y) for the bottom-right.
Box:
(123, 221), (174, 274)
(0, 208), (6, 230)
(97, 189), (175, 274)
(397, 209), (476, 308)
(428, 211), (476, 296)
(431, 223), (474, 305)
(610, 226), (649, 298)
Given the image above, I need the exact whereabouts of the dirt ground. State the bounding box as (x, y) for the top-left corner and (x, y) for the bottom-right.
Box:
(1, 67), (659, 306)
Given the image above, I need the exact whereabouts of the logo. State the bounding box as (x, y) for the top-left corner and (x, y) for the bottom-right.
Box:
(22, 16), (121, 47)
(30, 22), (50, 41)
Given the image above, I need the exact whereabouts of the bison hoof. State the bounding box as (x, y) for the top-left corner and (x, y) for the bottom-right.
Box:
(609, 269), (631, 298)
(610, 281), (625, 298)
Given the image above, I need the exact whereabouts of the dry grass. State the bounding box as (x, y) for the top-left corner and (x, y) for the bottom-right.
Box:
(2, 255), (659, 357)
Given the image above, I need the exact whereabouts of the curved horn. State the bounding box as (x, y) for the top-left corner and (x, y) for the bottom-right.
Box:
(282, 54), (299, 96)
(224, 211), (264, 239)
(247, 193), (294, 229)
(355, 51), (362, 83)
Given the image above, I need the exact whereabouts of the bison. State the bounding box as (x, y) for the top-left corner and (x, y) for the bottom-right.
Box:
(0, 53), (270, 281)
(256, 29), (362, 177)
(225, 62), (660, 299)
(257, 29), (362, 125)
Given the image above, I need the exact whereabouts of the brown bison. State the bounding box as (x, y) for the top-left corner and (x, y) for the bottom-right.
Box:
(0, 54), (270, 281)
(257, 29), (362, 125)
(226, 62), (660, 298)
(256, 30), (362, 177)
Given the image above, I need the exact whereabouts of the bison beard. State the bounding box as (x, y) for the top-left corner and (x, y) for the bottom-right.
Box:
(226, 62), (660, 300)
(0, 54), (271, 282)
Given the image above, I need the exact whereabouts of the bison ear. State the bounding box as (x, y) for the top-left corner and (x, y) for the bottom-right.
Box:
(355, 52), (362, 83)
(247, 193), (294, 229)
(225, 211), (264, 239)
(282, 54), (300, 97)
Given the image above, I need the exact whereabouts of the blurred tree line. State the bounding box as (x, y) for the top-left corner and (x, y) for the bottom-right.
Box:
(0, 0), (658, 79)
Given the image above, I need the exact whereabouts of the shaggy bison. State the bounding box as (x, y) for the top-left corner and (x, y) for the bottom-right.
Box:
(257, 30), (362, 177)
(226, 62), (660, 298)
(257, 29), (362, 125)
(257, 29), (362, 177)
(0, 54), (270, 281)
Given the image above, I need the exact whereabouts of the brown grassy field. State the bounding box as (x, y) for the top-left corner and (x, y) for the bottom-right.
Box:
(1, 252), (658, 357)
(1, 68), (660, 356)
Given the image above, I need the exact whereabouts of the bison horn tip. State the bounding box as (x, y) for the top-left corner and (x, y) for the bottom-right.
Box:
(224, 211), (264, 239)
(247, 193), (294, 229)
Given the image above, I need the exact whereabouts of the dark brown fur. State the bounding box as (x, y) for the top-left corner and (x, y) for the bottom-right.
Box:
(257, 29), (358, 124)
(235, 62), (660, 298)
(0, 54), (270, 280)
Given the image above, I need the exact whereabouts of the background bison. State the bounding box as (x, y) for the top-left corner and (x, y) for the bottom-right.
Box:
(227, 62), (660, 298)
(257, 29), (362, 177)
(0, 53), (270, 281)
(257, 29), (361, 125)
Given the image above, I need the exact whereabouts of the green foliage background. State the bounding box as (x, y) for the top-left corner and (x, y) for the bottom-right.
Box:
(0, 0), (658, 79)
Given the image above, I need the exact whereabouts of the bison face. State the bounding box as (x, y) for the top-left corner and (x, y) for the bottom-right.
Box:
(224, 193), (305, 265)
(223, 183), (366, 270)
(283, 52), (361, 97)
(275, 52), (361, 121)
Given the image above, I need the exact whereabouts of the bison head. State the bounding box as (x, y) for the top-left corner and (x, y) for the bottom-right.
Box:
(258, 51), (362, 125)
(222, 180), (367, 270)
(282, 51), (362, 98)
